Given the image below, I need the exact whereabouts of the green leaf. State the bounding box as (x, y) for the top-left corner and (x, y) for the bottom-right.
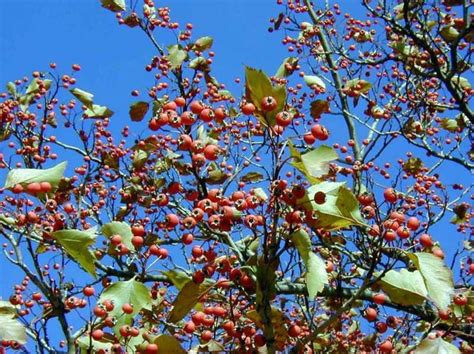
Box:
(304, 75), (326, 89)
(298, 182), (367, 230)
(197, 125), (217, 145)
(168, 280), (214, 323)
(132, 150), (148, 169)
(440, 26), (460, 43)
(193, 36), (213, 51)
(247, 308), (288, 348)
(344, 79), (372, 94)
(252, 187), (268, 201)
(414, 337), (460, 354)
(168, 45), (188, 70)
(289, 142), (338, 183)
(129, 101), (149, 122)
(189, 57), (209, 71)
(290, 229), (328, 298)
(206, 163), (228, 185)
(275, 57), (298, 78)
(402, 157), (423, 175)
(310, 100), (330, 118)
(451, 76), (471, 91)
(153, 334), (186, 353)
(70, 88), (94, 107)
(77, 335), (114, 353)
(84, 104), (114, 118)
(0, 314), (27, 345)
(407, 253), (454, 310)
(241, 172), (265, 183)
(379, 269), (428, 306)
(193, 340), (225, 353)
(98, 278), (152, 333)
(25, 78), (51, 96)
(162, 269), (191, 290)
(100, 0), (126, 12)
(6, 82), (16, 96)
(51, 229), (97, 277)
(4, 161), (67, 190)
(440, 119), (459, 133)
(19, 79), (52, 110)
(245, 66), (286, 126)
(0, 214), (15, 226)
(450, 203), (469, 224)
(102, 221), (135, 252)
(0, 301), (18, 316)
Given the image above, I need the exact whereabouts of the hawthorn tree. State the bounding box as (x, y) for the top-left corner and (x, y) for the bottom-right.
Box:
(0, 0), (473, 353)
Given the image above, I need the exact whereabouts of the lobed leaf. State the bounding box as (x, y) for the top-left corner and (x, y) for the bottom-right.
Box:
(290, 229), (328, 298)
(408, 253), (454, 310)
(51, 228), (97, 277)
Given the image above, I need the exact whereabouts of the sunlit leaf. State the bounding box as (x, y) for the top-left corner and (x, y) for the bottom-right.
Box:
(451, 76), (471, 91)
(152, 334), (186, 353)
(0, 314), (27, 345)
(290, 229), (328, 298)
(163, 269), (191, 290)
(440, 119), (456, 132)
(70, 88), (94, 107)
(310, 100), (330, 118)
(245, 66), (286, 126)
(6, 82), (16, 96)
(77, 335), (114, 353)
(247, 308), (288, 349)
(275, 57), (298, 78)
(100, 0), (126, 12)
(98, 278), (152, 334)
(289, 142), (338, 183)
(129, 101), (149, 122)
(0, 301), (17, 316)
(344, 79), (372, 94)
(402, 157), (423, 175)
(450, 203), (469, 225)
(102, 221), (135, 252)
(304, 75), (326, 89)
(379, 269), (428, 306)
(440, 26), (459, 43)
(241, 172), (265, 183)
(0, 214), (15, 226)
(84, 104), (114, 118)
(408, 252), (454, 310)
(4, 161), (67, 191)
(132, 150), (148, 169)
(193, 340), (225, 353)
(206, 163), (228, 185)
(51, 228), (97, 277)
(168, 280), (214, 323)
(298, 182), (367, 230)
(168, 45), (188, 70)
(193, 36), (213, 51)
(252, 187), (268, 201)
(414, 336), (460, 354)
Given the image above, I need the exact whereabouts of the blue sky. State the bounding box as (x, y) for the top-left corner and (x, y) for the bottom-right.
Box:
(1, 0), (287, 118)
(1, 0), (471, 350)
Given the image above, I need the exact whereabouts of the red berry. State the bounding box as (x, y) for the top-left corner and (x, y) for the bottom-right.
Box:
(383, 187), (398, 203)
(144, 344), (159, 354)
(83, 286), (95, 297)
(122, 303), (134, 314)
(241, 102), (256, 115)
(261, 96), (277, 112)
(91, 329), (104, 340)
(288, 324), (302, 337)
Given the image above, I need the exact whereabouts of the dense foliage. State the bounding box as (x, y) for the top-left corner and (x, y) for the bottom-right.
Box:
(0, 0), (473, 353)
